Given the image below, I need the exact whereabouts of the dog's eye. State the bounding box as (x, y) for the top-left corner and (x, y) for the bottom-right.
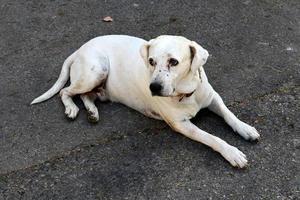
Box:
(169, 58), (179, 66)
(149, 58), (155, 66)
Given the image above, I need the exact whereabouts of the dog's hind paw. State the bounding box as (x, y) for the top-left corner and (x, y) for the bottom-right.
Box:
(87, 110), (99, 123)
(65, 105), (79, 119)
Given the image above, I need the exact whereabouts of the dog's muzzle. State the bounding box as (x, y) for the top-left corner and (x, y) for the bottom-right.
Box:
(150, 82), (163, 96)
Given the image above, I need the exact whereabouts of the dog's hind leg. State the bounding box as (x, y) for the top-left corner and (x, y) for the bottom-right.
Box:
(60, 54), (109, 120)
(80, 93), (99, 123)
(60, 87), (80, 119)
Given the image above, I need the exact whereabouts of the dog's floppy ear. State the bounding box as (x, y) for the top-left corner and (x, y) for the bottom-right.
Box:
(190, 41), (209, 73)
(140, 40), (153, 67)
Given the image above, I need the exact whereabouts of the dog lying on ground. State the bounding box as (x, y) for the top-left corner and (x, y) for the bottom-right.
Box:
(31, 35), (260, 168)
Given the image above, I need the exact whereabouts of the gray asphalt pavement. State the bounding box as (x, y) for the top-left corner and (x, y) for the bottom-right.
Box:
(0, 0), (299, 199)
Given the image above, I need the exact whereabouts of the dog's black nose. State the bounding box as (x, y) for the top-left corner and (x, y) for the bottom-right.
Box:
(150, 82), (162, 96)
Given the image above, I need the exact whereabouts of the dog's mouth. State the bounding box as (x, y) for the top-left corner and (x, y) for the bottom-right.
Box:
(151, 90), (176, 97)
(151, 92), (169, 97)
(151, 90), (162, 96)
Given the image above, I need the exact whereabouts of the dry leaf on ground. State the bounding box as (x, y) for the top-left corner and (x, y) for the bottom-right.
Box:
(102, 16), (113, 22)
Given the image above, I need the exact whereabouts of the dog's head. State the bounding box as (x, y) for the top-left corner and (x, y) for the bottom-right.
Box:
(140, 35), (209, 97)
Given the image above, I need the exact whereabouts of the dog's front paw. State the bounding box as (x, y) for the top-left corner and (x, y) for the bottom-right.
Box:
(235, 121), (260, 141)
(221, 145), (248, 168)
(65, 105), (79, 119)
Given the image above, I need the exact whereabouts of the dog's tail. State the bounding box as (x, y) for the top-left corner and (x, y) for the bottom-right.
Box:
(30, 51), (77, 105)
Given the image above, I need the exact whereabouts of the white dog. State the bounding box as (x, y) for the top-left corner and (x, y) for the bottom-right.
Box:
(31, 35), (260, 168)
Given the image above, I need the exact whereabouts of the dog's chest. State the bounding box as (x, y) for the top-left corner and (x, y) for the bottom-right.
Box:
(175, 96), (202, 118)
(153, 95), (202, 121)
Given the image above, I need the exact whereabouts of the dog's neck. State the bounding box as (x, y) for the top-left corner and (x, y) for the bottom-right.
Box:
(175, 68), (201, 97)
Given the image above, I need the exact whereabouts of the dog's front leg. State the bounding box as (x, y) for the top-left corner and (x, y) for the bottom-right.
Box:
(208, 91), (260, 141)
(170, 120), (248, 168)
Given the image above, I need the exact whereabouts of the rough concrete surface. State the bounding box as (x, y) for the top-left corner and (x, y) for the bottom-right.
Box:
(0, 0), (299, 199)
